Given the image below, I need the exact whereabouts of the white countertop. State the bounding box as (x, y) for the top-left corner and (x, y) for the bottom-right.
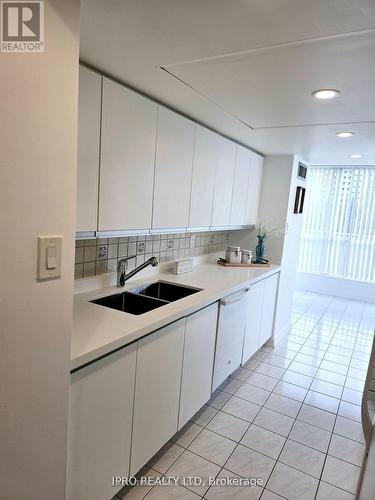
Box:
(71, 254), (281, 370)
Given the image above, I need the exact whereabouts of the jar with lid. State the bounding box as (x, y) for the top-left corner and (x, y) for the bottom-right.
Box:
(225, 246), (242, 264)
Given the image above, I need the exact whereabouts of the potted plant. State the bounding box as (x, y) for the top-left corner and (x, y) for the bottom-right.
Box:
(255, 222), (281, 263)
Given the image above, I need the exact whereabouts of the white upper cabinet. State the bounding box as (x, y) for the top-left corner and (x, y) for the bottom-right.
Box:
(245, 152), (263, 225)
(99, 78), (157, 231)
(152, 108), (195, 229)
(188, 126), (217, 228)
(212, 136), (236, 227)
(76, 66), (101, 232)
(230, 145), (251, 226)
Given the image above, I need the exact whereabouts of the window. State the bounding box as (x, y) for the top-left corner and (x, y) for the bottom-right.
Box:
(298, 167), (375, 282)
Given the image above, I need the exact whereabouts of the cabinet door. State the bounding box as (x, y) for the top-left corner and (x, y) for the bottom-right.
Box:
(212, 136), (237, 227)
(130, 319), (185, 476)
(259, 273), (279, 347)
(99, 78), (157, 231)
(245, 152), (263, 225)
(76, 66), (101, 232)
(179, 303), (218, 429)
(153, 108), (195, 229)
(230, 145), (251, 226)
(212, 290), (247, 391)
(242, 281), (264, 364)
(67, 344), (137, 500)
(189, 126), (217, 227)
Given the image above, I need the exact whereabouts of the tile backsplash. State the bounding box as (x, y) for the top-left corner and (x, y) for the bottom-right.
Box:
(75, 230), (236, 279)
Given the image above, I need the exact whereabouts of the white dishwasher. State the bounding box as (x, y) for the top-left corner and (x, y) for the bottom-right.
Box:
(212, 288), (249, 391)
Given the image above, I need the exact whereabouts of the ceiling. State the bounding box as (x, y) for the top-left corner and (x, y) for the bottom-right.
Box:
(80, 0), (375, 164)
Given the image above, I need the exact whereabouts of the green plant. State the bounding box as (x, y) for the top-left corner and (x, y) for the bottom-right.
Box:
(256, 222), (282, 244)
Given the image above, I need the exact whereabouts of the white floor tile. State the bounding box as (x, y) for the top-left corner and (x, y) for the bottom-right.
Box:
(322, 455), (360, 494)
(338, 401), (362, 422)
(316, 481), (355, 500)
(188, 428), (237, 466)
(320, 360), (348, 376)
(171, 422), (202, 448)
(240, 424), (286, 459)
(147, 441), (184, 473)
(289, 361), (318, 377)
(190, 405), (218, 427)
(116, 467), (161, 500)
(167, 450), (221, 496)
(289, 420), (331, 452)
(279, 439), (325, 478)
(225, 443), (275, 482)
(282, 370), (313, 389)
(297, 404), (336, 432)
(261, 490), (286, 500)
(263, 353), (291, 369)
(315, 368), (346, 386)
(328, 434), (365, 467)
(334, 416), (365, 443)
(145, 484), (200, 500)
(217, 377), (242, 395)
(341, 387), (363, 405)
(264, 393), (302, 418)
(207, 410), (249, 442)
(221, 395), (262, 423)
(254, 407), (294, 437)
(231, 366), (252, 382)
(272, 380), (308, 402)
(294, 353), (321, 367)
(245, 371), (279, 391)
(254, 362), (286, 379)
(235, 383), (271, 406)
(207, 390), (231, 410)
(304, 390), (340, 413)
(309, 378), (343, 399)
(267, 462), (319, 500)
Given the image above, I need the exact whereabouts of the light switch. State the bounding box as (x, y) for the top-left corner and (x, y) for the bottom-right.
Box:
(37, 236), (62, 280)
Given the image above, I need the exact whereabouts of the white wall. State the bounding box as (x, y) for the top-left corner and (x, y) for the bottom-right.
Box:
(297, 272), (375, 304)
(0, 1), (79, 499)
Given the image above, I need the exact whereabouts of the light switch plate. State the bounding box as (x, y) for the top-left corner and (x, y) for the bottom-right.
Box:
(37, 235), (63, 280)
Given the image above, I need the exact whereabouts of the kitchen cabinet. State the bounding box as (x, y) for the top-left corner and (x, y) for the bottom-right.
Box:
(242, 273), (279, 364)
(212, 289), (248, 391)
(242, 280), (263, 363)
(99, 78), (157, 231)
(212, 136), (237, 227)
(179, 303), (218, 429)
(76, 66), (101, 232)
(230, 145), (251, 225)
(188, 126), (217, 228)
(152, 108), (195, 229)
(130, 318), (185, 476)
(259, 272), (279, 347)
(245, 152), (263, 225)
(67, 343), (137, 500)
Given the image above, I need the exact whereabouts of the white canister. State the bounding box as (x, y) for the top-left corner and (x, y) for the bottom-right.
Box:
(241, 249), (253, 264)
(225, 246), (242, 264)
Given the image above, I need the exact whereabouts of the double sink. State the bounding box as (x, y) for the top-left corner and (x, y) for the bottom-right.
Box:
(91, 281), (202, 315)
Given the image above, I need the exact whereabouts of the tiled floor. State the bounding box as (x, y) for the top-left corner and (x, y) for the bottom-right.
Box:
(115, 291), (375, 500)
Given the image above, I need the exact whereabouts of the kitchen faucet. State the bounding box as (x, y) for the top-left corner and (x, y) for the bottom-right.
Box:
(117, 255), (159, 287)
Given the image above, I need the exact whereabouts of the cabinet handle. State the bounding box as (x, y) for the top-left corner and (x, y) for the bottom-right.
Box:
(221, 288), (250, 306)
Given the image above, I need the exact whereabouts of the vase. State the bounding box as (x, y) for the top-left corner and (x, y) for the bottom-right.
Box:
(255, 242), (264, 263)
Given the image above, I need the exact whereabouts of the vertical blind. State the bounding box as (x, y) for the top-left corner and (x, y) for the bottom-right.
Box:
(299, 167), (375, 282)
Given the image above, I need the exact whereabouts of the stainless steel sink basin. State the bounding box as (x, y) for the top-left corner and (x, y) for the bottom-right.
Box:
(91, 291), (168, 315)
(90, 281), (202, 315)
(131, 281), (202, 302)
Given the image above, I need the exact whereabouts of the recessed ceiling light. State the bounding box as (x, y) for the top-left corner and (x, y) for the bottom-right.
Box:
(336, 131), (355, 138)
(350, 154), (363, 159)
(312, 89), (341, 100)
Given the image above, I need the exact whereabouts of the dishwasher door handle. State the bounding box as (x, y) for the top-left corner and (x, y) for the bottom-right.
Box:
(220, 288), (250, 306)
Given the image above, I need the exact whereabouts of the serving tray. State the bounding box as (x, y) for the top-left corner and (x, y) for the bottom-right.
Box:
(217, 260), (270, 268)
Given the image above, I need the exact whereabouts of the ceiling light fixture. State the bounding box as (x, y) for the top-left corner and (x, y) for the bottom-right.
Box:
(350, 154), (363, 159)
(336, 131), (355, 138)
(312, 89), (341, 100)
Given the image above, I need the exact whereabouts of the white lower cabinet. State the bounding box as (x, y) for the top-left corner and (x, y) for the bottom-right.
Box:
(67, 343), (137, 500)
(242, 273), (279, 364)
(212, 289), (248, 391)
(179, 303), (218, 429)
(130, 318), (185, 476)
(242, 281), (263, 363)
(259, 273), (279, 347)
